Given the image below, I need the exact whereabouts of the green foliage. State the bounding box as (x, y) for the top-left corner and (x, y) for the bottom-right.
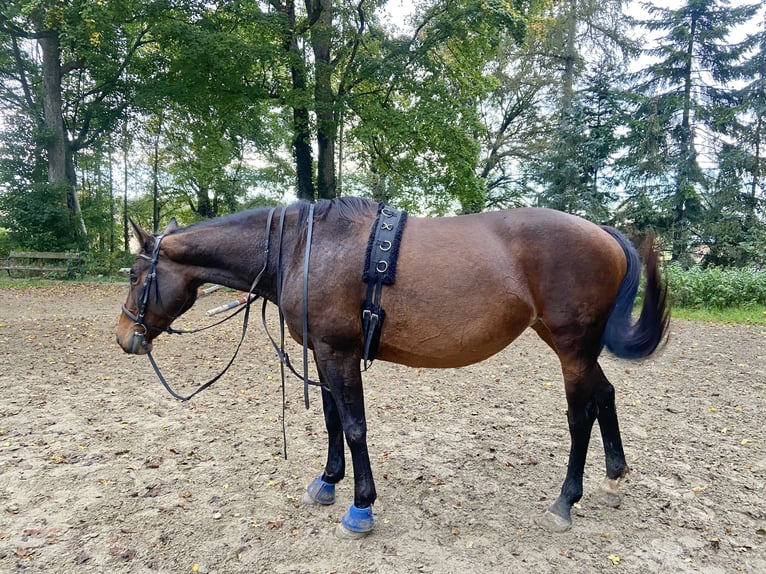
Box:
(0, 182), (82, 250)
(665, 263), (766, 309)
(82, 249), (134, 276)
(0, 0), (764, 270)
(672, 305), (766, 325)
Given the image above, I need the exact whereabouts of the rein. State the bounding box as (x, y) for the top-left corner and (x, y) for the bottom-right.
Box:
(122, 208), (276, 401)
(123, 204), (325, 412)
(259, 203), (325, 409)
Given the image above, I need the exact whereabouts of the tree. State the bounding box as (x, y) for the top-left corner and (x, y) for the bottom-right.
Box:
(629, 0), (759, 262)
(704, 6), (766, 266)
(0, 0), (157, 248)
(477, 38), (554, 210)
(529, 0), (635, 219)
(340, 0), (541, 214)
(533, 63), (626, 221)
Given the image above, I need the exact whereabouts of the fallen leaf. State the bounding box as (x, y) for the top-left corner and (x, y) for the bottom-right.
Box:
(267, 520), (284, 530)
(608, 554), (621, 565)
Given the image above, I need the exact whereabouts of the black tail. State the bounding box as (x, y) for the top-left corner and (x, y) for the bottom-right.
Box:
(600, 227), (670, 359)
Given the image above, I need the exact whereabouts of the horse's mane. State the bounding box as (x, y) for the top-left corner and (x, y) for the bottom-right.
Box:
(169, 197), (379, 236)
(295, 196), (379, 227)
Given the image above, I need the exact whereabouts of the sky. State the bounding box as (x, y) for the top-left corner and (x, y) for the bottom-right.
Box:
(380, 0), (764, 39)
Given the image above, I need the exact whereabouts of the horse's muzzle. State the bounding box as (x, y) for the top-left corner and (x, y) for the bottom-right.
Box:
(115, 330), (152, 355)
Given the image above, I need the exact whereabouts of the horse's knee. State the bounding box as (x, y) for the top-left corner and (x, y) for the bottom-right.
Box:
(343, 421), (368, 448)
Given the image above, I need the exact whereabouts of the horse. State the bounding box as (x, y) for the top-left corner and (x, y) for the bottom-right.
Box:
(115, 197), (669, 538)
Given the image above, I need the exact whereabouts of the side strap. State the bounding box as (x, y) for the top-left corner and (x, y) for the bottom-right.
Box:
(302, 202), (315, 409)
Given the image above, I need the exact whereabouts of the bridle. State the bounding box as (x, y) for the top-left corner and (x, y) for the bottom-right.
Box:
(121, 208), (276, 401)
(120, 205), (323, 411)
(121, 232), (178, 339)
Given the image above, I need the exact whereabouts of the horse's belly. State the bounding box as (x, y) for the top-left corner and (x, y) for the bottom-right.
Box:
(376, 296), (534, 368)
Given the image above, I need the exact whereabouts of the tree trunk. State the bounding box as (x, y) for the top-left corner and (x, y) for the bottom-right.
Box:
(152, 115), (162, 232)
(672, 18), (697, 262)
(123, 140), (129, 251)
(308, 0), (336, 199)
(38, 31), (87, 241)
(278, 0), (316, 201)
(196, 187), (214, 218)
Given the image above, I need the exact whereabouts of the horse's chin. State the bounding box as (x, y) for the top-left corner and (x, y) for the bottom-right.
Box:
(116, 332), (152, 355)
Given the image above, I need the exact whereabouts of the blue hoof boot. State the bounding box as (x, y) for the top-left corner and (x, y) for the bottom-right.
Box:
(336, 504), (374, 539)
(302, 475), (336, 506)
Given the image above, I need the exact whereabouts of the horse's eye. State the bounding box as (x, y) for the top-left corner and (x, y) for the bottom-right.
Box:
(130, 270), (139, 285)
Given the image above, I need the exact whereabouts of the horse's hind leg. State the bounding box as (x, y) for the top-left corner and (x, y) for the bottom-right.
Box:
(593, 365), (630, 507)
(303, 386), (344, 506)
(536, 351), (629, 532)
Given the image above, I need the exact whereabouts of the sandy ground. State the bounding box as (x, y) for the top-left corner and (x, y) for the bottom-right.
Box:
(0, 283), (764, 574)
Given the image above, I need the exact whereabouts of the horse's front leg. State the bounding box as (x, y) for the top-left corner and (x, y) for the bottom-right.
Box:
(310, 347), (376, 538)
(303, 386), (345, 506)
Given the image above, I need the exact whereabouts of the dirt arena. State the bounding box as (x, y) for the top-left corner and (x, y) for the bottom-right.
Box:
(0, 283), (764, 573)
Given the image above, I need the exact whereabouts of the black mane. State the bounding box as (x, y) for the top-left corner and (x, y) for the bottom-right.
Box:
(167, 196), (380, 237)
(295, 196), (379, 227)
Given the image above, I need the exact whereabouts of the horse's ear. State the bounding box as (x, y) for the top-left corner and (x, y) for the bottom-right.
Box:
(164, 218), (179, 233)
(128, 217), (152, 254)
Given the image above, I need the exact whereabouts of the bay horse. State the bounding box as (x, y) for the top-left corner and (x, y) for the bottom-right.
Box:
(115, 197), (669, 537)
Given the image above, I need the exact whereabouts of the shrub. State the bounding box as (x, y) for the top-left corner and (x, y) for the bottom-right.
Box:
(82, 250), (135, 276)
(664, 263), (766, 309)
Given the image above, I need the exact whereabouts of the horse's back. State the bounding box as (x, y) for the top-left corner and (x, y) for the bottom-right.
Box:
(376, 208), (626, 367)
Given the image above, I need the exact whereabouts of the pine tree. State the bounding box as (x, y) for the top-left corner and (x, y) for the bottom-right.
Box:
(627, 0), (759, 262)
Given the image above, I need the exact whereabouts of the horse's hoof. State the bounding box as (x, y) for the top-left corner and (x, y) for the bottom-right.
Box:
(535, 509), (572, 533)
(335, 522), (371, 540)
(335, 504), (374, 539)
(597, 476), (625, 508)
(302, 475), (336, 506)
(597, 486), (623, 508)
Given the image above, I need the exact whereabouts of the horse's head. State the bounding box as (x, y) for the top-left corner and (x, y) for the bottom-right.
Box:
(115, 218), (198, 355)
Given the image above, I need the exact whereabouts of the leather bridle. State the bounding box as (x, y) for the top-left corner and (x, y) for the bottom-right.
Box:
(121, 232), (178, 340)
(121, 208), (276, 401)
(120, 205), (323, 411)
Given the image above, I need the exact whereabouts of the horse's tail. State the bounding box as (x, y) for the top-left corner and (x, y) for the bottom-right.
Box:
(600, 227), (670, 359)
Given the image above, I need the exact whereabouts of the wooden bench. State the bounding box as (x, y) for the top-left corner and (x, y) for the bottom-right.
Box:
(1, 251), (82, 278)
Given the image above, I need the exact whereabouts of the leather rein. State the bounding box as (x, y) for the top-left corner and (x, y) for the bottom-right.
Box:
(121, 205), (324, 410)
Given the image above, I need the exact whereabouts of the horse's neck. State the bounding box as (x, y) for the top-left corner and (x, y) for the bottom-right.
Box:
(163, 211), (298, 299)
(162, 223), (260, 293)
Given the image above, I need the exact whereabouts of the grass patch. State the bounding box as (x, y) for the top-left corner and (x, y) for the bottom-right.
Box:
(0, 275), (128, 289)
(671, 305), (766, 324)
